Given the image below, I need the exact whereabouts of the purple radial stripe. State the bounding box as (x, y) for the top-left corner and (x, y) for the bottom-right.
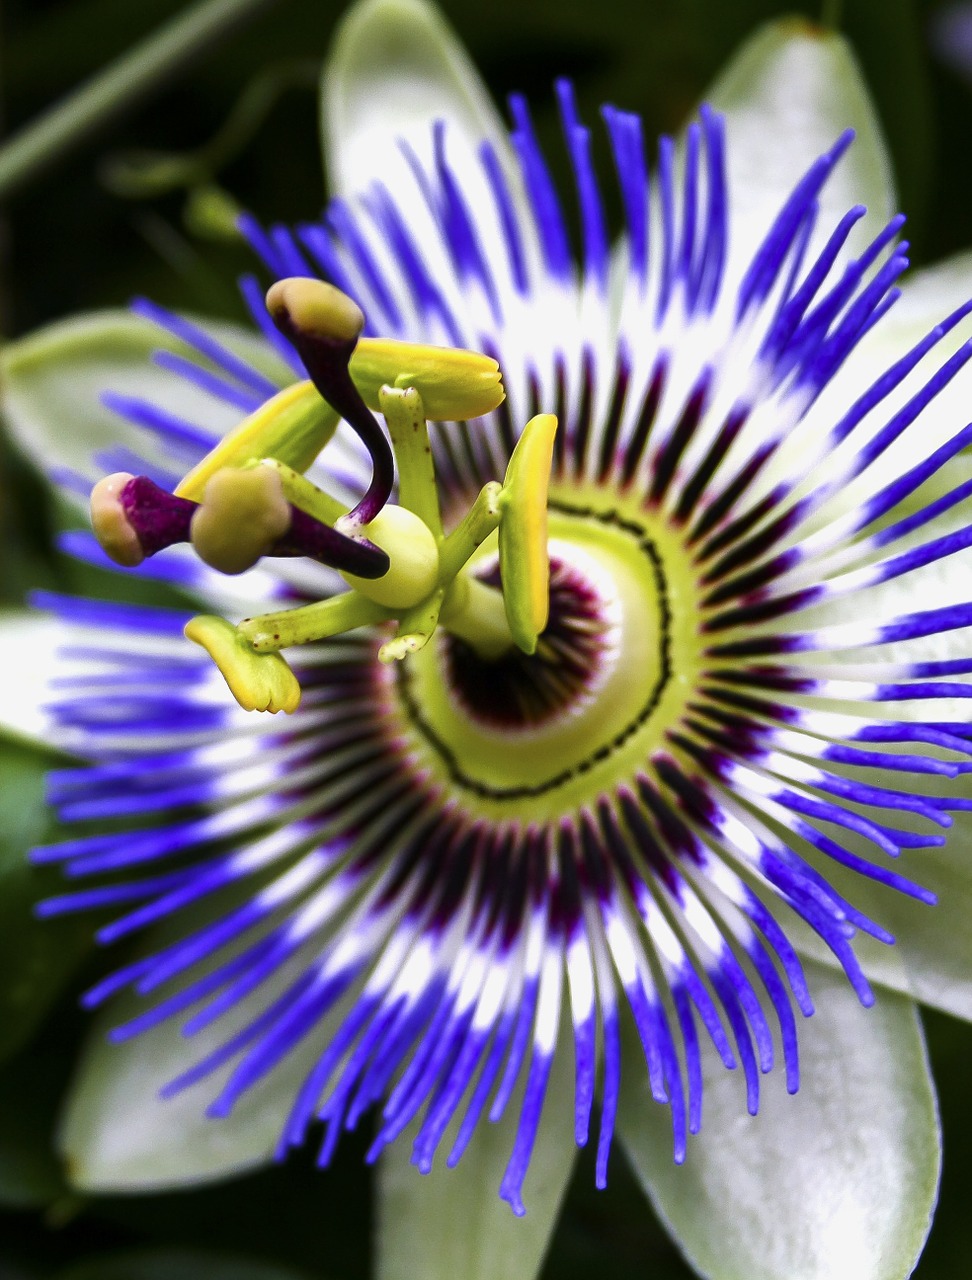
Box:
(379, 982), (467, 1137)
(94, 853), (259, 944)
(478, 139), (529, 296)
(210, 965), (362, 1120)
(363, 184), (464, 348)
(624, 975), (669, 1104)
(237, 212), (287, 278)
(871, 472), (972, 556)
(694, 105), (727, 313)
(108, 927), (279, 1042)
(822, 743), (960, 778)
(447, 1006), (518, 1168)
(151, 350), (264, 413)
(269, 224), (315, 277)
(498, 1044), (557, 1217)
(324, 200), (404, 331)
(709, 967), (760, 1116)
(778, 217), (905, 391)
(34, 870), (198, 917)
(832, 327), (972, 491)
(590, 803), (735, 1070)
(413, 1015), (498, 1171)
(131, 295), (279, 398)
(238, 273), (303, 372)
(872, 679), (972, 702)
(792, 821), (935, 904)
(763, 785), (904, 856)
(58, 531), (205, 590)
(31, 590), (191, 636)
(831, 294), (972, 454)
(759, 205), (866, 367)
(765, 199), (817, 343)
(601, 105), (648, 286)
(509, 93), (572, 283)
(556, 80), (609, 293)
(280, 989), (386, 1154)
(742, 891), (812, 1014)
(736, 130), (853, 319)
(556, 825), (595, 1144)
(101, 392), (215, 456)
(596, 1006), (621, 1188)
(799, 252), (909, 398)
(429, 122), (502, 321)
(672, 984), (703, 1135)
(489, 971), (541, 1123)
(166, 969), (327, 1101)
(745, 935), (799, 1094)
(339, 988), (442, 1137)
(655, 134), (676, 321)
(656, 1000), (688, 1163)
(677, 121), (700, 313)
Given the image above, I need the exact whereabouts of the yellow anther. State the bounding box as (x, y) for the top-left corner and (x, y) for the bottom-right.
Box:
(175, 381), (338, 501)
(190, 466), (291, 575)
(185, 615), (301, 714)
(352, 339), (504, 421)
(341, 504), (439, 609)
(498, 413), (559, 655)
(265, 278), (365, 345)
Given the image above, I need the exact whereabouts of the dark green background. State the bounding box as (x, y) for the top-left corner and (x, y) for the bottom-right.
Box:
(2, 0), (972, 1276)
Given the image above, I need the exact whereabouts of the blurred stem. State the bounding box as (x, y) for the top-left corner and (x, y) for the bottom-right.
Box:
(820, 0), (844, 28)
(0, 0), (285, 202)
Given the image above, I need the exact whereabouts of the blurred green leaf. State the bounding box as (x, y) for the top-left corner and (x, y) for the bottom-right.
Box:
(0, 1045), (71, 1208)
(0, 741), (91, 1065)
(53, 1249), (320, 1280)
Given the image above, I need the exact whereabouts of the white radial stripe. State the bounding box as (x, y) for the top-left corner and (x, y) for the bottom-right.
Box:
(566, 932), (595, 1025)
(534, 945), (566, 1057)
(471, 949), (515, 1033)
(604, 906), (640, 988)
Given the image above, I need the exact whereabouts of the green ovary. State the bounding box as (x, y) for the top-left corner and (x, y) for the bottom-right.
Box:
(384, 486), (707, 826)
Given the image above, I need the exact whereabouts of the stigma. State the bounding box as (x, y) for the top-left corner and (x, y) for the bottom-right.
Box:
(89, 279), (558, 713)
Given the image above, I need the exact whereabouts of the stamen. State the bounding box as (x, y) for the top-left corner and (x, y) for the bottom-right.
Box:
(91, 470), (389, 579)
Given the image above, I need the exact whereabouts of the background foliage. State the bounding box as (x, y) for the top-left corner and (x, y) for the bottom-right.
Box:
(2, 0), (972, 1275)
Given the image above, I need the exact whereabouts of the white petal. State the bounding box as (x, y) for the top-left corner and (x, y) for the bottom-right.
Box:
(618, 960), (939, 1280)
(0, 613), (62, 751)
(706, 20), (895, 286)
(322, 0), (512, 200)
(60, 935), (335, 1191)
(376, 1037), (577, 1280)
(1, 310), (290, 509)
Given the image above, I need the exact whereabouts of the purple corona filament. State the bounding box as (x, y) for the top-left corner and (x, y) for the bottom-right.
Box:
(28, 84), (972, 1218)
